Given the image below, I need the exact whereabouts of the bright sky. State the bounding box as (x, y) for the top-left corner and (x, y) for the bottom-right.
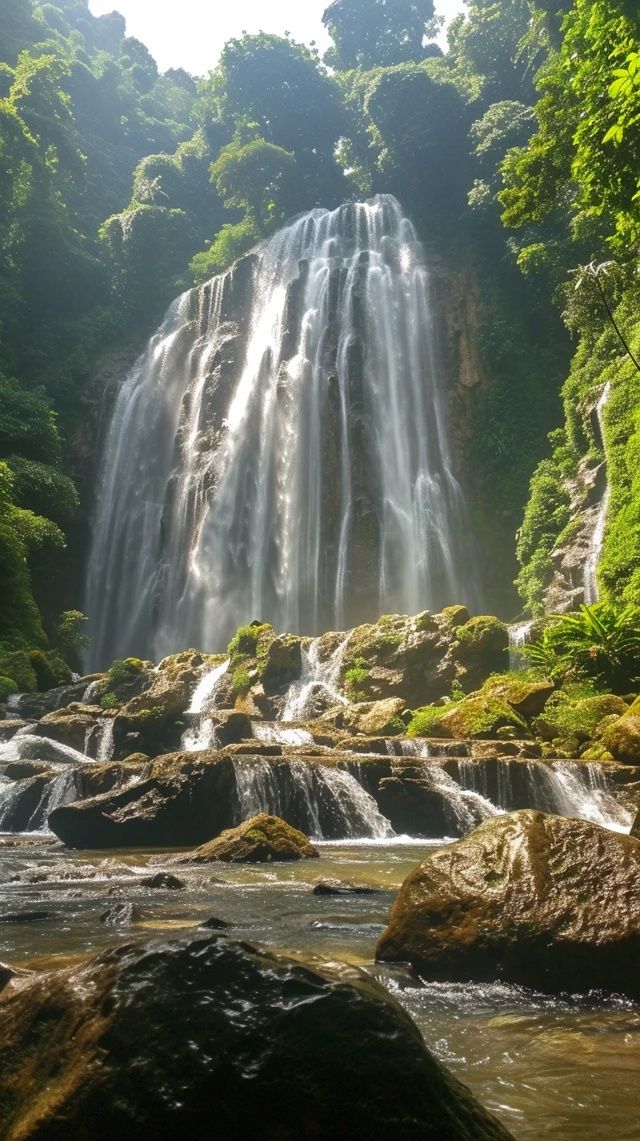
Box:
(88, 0), (467, 76)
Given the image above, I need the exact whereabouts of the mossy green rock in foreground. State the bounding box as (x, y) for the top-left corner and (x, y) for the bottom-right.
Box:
(174, 813), (319, 863)
(0, 934), (513, 1140)
(377, 811), (640, 997)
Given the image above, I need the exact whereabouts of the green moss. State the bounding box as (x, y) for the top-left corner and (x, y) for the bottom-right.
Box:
(344, 659), (369, 701)
(227, 622), (273, 667)
(0, 675), (17, 701)
(100, 691), (119, 710)
(107, 658), (144, 686)
(232, 665), (252, 694)
(406, 704), (446, 737)
(0, 652), (37, 693)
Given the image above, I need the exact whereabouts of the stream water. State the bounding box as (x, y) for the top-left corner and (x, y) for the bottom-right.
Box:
(1, 834), (638, 1139)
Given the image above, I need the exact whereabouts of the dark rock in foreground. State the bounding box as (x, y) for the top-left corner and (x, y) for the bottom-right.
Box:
(377, 810), (640, 996)
(174, 813), (319, 864)
(0, 934), (513, 1139)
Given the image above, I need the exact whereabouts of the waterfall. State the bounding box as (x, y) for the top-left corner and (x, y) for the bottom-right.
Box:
(86, 195), (474, 668)
(181, 659), (230, 752)
(85, 718), (116, 762)
(281, 633), (351, 721)
(508, 620), (534, 671)
(0, 770), (78, 833)
(454, 758), (631, 833)
(584, 381), (612, 605)
(232, 758), (393, 840)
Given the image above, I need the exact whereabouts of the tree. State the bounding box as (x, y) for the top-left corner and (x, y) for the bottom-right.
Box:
(210, 138), (296, 231)
(322, 0), (438, 70)
(201, 34), (349, 211)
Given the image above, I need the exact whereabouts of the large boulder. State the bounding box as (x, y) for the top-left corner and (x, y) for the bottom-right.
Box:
(321, 697), (406, 736)
(0, 934), (513, 1140)
(602, 713), (640, 765)
(174, 813), (319, 864)
(376, 810), (640, 996)
(49, 754), (238, 849)
(32, 705), (101, 752)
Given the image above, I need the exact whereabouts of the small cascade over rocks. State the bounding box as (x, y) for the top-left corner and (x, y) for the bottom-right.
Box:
(232, 759), (393, 840)
(181, 659), (230, 752)
(0, 769), (79, 833)
(584, 381), (612, 605)
(84, 718), (116, 762)
(453, 757), (632, 833)
(508, 620), (534, 671)
(87, 195), (475, 667)
(281, 633), (351, 721)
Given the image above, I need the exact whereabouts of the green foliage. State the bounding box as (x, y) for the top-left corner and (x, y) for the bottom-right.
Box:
(0, 650), (37, 692)
(55, 609), (90, 659)
(500, 0), (640, 250)
(406, 704), (446, 737)
(107, 657), (144, 686)
(227, 623), (272, 664)
(523, 603), (640, 692)
(6, 455), (78, 522)
(100, 691), (119, 710)
(231, 665), (251, 694)
(0, 675), (18, 701)
(344, 658), (369, 701)
(322, 0), (438, 70)
(190, 218), (259, 281)
(210, 137), (296, 232)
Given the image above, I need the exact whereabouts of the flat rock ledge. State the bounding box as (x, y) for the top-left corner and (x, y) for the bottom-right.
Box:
(173, 813), (319, 863)
(376, 809), (640, 997)
(0, 933), (513, 1140)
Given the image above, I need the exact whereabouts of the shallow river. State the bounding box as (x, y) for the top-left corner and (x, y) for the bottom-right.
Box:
(1, 835), (639, 1139)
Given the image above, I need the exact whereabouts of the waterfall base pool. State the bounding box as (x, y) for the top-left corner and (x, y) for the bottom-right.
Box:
(1, 834), (639, 1139)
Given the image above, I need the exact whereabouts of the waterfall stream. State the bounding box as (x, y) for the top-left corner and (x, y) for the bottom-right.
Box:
(86, 195), (474, 667)
(584, 381), (612, 605)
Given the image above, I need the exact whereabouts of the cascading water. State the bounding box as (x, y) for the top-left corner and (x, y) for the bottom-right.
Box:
(508, 620), (534, 671)
(181, 659), (230, 752)
(454, 757), (632, 833)
(87, 195), (474, 668)
(280, 632), (351, 721)
(232, 759), (393, 840)
(584, 381), (612, 605)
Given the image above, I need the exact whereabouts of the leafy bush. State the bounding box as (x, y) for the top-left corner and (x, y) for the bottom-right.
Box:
(56, 610), (90, 662)
(100, 691), (119, 710)
(0, 675), (18, 702)
(524, 603), (640, 693)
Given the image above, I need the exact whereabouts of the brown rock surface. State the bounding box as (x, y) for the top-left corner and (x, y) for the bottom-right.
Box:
(377, 810), (640, 995)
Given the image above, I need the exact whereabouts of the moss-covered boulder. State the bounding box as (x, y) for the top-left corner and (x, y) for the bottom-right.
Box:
(410, 694), (528, 741)
(376, 810), (640, 996)
(175, 813), (319, 864)
(602, 714), (640, 764)
(257, 634), (304, 691)
(534, 692), (628, 747)
(120, 650), (207, 725)
(0, 933), (513, 1140)
(321, 697), (406, 736)
(454, 616), (509, 688)
(482, 674), (554, 717)
(0, 652), (38, 693)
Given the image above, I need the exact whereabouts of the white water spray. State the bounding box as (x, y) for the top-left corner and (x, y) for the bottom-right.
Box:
(87, 196), (474, 667)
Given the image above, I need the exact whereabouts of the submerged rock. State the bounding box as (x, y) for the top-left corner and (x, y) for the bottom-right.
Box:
(174, 813), (319, 864)
(377, 810), (640, 996)
(0, 933), (513, 1139)
(313, 879), (379, 896)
